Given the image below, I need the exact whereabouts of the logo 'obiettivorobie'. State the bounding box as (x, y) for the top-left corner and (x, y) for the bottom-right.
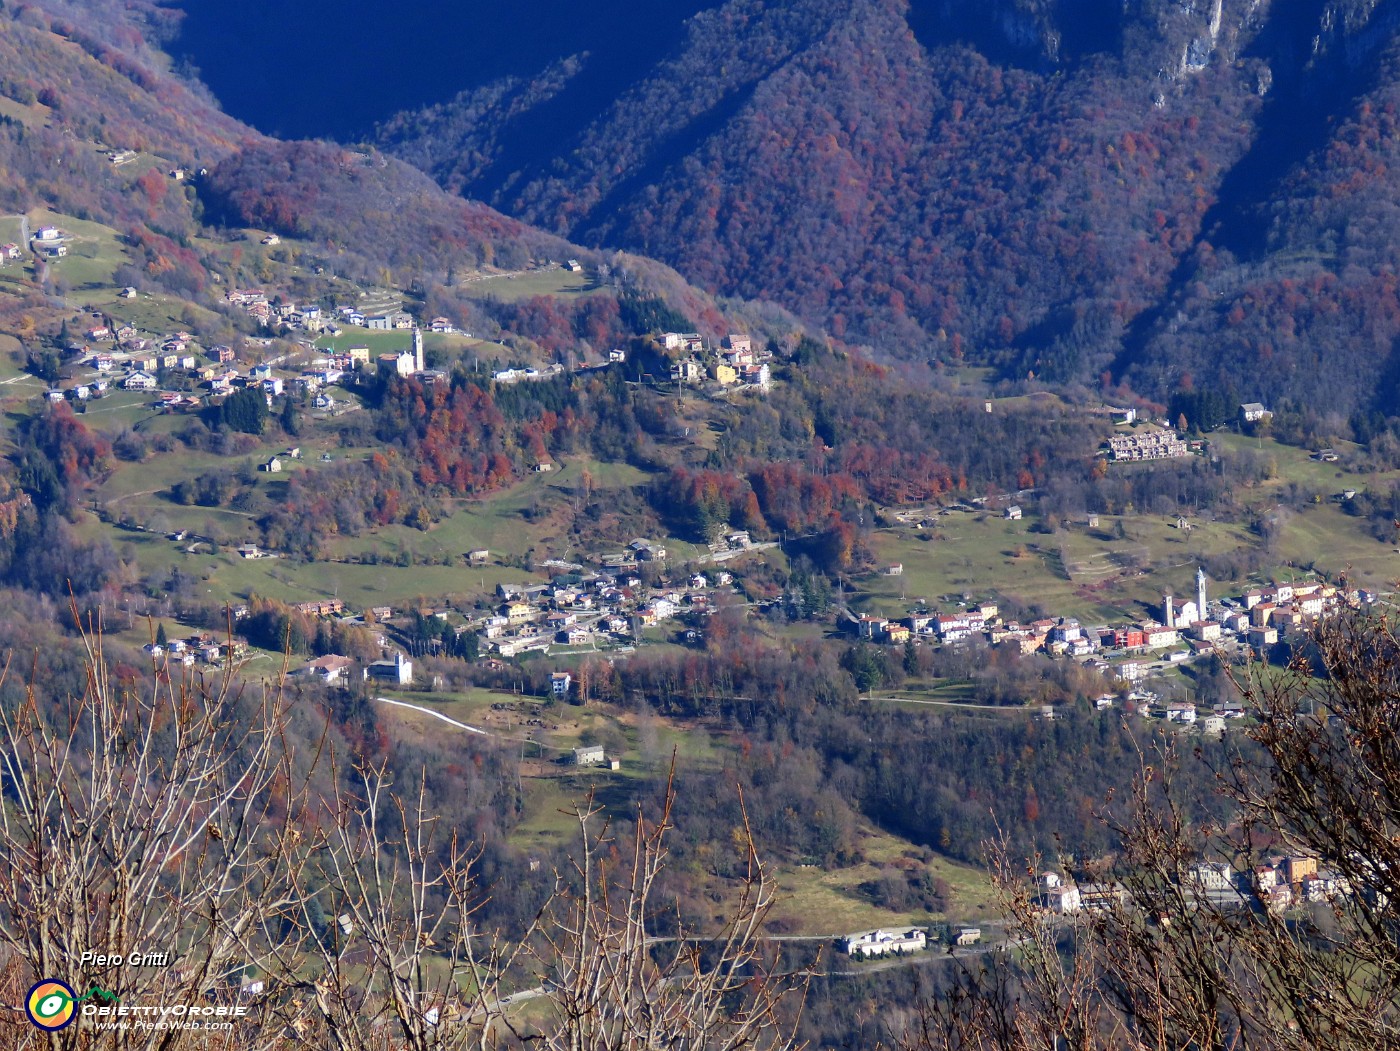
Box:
(24, 980), (119, 1030)
(25, 980), (78, 1030)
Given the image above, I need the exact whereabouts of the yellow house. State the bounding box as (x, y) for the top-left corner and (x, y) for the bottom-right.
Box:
(347, 346), (371, 366)
(713, 362), (737, 385)
(503, 601), (533, 624)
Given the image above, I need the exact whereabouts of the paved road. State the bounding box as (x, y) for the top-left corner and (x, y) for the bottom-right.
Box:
(487, 931), (1024, 1010)
(3, 213), (30, 249)
(867, 694), (1012, 712)
(374, 696), (488, 736)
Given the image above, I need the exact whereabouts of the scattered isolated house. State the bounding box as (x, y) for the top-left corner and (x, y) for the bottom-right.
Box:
(1165, 701), (1197, 724)
(363, 652), (413, 686)
(305, 655), (355, 685)
(261, 457), (283, 473)
(1004, 505), (1023, 521)
(260, 234), (280, 245)
(237, 544), (263, 559)
(551, 671), (573, 698)
(1240, 402), (1272, 424)
(564, 258), (583, 272)
(955, 927), (982, 947)
(608, 348), (626, 363)
(843, 928), (927, 958)
(573, 744), (606, 767)
(33, 226), (60, 242)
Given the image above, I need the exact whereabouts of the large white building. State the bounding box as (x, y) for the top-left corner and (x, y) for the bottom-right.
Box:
(843, 927), (927, 958)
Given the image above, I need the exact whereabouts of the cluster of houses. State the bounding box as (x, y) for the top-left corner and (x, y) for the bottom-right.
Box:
(838, 924), (985, 958)
(224, 287), (427, 338)
(1040, 853), (1354, 920)
(484, 557), (732, 659)
(143, 631), (247, 667)
(46, 310), (434, 410)
(1038, 871), (1127, 914)
(666, 333), (771, 391)
(1189, 855), (1351, 913)
(1106, 427), (1190, 462)
(857, 568), (1375, 707)
(1104, 403), (1274, 463)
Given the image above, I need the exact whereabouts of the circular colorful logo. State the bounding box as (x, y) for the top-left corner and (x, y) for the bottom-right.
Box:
(26, 980), (77, 1030)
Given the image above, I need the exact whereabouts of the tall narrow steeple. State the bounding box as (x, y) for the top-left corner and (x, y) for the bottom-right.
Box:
(412, 326), (424, 373)
(1196, 567), (1208, 624)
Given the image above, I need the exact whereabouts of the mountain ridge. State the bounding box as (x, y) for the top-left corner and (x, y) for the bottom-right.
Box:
(354, 0), (1400, 418)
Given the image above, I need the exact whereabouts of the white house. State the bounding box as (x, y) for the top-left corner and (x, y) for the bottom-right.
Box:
(1164, 701), (1197, 724)
(123, 371), (157, 391)
(573, 744), (605, 766)
(551, 671), (573, 698)
(305, 654), (355, 685)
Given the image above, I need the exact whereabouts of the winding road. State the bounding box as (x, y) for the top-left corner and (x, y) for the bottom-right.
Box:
(374, 696), (488, 735)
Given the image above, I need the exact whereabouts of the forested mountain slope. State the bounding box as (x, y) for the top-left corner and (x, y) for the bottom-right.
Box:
(357, 0), (1400, 416)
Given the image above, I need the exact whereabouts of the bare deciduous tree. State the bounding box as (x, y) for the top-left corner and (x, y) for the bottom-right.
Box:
(0, 619), (313, 1050)
(0, 621), (808, 1051)
(901, 613), (1400, 1051)
(522, 773), (810, 1051)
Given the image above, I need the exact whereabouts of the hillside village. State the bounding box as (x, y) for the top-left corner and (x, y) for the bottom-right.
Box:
(14, 220), (1381, 742)
(854, 566), (1376, 728)
(41, 235), (774, 413)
